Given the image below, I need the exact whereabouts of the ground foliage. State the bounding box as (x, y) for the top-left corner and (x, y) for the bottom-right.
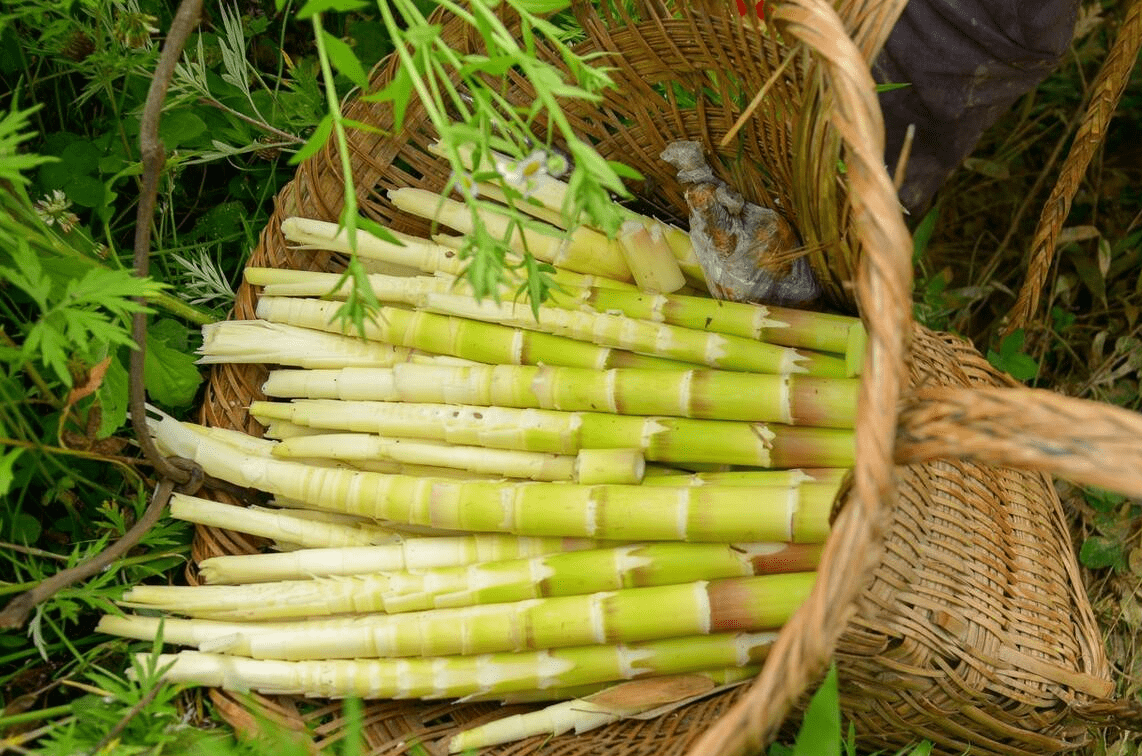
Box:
(0, 0), (1138, 753)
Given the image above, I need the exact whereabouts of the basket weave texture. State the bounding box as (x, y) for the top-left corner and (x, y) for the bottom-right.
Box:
(192, 1), (1129, 754)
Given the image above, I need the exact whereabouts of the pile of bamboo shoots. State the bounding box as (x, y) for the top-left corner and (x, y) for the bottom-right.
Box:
(100, 145), (864, 751)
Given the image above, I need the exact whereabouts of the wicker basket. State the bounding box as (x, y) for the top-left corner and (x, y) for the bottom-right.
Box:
(192, 0), (1142, 753)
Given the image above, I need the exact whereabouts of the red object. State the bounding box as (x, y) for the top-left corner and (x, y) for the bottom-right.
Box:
(735, 0), (764, 17)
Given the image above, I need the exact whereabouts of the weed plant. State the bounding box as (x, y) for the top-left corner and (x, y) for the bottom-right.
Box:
(0, 1), (337, 751)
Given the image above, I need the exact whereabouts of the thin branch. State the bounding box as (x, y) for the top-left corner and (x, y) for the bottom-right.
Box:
(0, 478), (176, 629)
(129, 0), (206, 486)
(196, 96), (304, 144)
(85, 681), (166, 756)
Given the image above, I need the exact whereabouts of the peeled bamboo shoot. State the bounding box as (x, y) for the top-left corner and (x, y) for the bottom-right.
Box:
(142, 631), (777, 699)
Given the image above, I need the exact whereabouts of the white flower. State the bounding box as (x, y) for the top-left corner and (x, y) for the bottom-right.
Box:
(518, 150), (547, 181)
(495, 149), (549, 198)
(34, 189), (80, 233)
(452, 170), (480, 199)
(494, 156), (524, 187)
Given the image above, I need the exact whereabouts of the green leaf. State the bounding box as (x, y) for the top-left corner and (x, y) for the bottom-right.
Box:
(912, 206), (938, 262)
(0, 448), (23, 498)
(875, 82), (911, 93)
(63, 174), (105, 208)
(95, 351), (129, 439)
(790, 664), (841, 756)
(458, 53), (519, 79)
(321, 31), (370, 89)
(1050, 306), (1076, 333)
(1080, 536), (1124, 570)
(295, 0), (368, 18)
(329, 255), (382, 340)
(1000, 329), (1025, 358)
(341, 118), (387, 137)
(362, 66), (413, 130)
(346, 18), (393, 69)
(143, 322), (203, 407)
(404, 22), (443, 48)
(159, 110), (208, 149)
(986, 330), (1039, 381)
(356, 215), (402, 245)
(9, 510), (41, 545)
(0, 104), (54, 185)
(0, 238), (52, 309)
(509, 0), (573, 12)
(37, 159), (73, 191)
(290, 114), (333, 165)
(1084, 486), (1127, 514)
(59, 140), (101, 174)
(607, 160), (644, 181)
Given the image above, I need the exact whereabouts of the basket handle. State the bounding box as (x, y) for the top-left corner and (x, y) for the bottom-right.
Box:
(685, 0), (915, 752)
(1005, 0), (1142, 334)
(896, 385), (1142, 498)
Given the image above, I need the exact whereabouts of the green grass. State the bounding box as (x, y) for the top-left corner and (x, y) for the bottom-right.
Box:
(0, 0), (1139, 753)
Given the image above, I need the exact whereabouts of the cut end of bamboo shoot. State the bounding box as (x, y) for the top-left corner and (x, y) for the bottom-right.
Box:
(617, 220), (686, 294)
(574, 448), (645, 485)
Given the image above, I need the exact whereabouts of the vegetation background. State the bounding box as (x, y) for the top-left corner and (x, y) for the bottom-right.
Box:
(0, 0), (1137, 753)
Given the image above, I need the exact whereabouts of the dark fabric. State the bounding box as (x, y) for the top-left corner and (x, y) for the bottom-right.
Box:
(875, 0), (1080, 213)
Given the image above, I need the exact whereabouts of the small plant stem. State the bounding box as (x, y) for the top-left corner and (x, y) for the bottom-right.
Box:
(0, 540), (70, 562)
(377, 2), (452, 147)
(0, 437), (146, 484)
(0, 331), (62, 409)
(84, 682), (166, 756)
(198, 98), (303, 144)
(311, 16), (357, 226)
(150, 290), (215, 327)
(0, 704), (74, 729)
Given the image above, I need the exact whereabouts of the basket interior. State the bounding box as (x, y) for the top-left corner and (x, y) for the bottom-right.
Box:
(192, 3), (1111, 754)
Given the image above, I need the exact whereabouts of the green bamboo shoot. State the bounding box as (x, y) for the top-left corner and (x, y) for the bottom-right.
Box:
(425, 141), (705, 283)
(124, 542), (821, 618)
(197, 534), (604, 585)
(255, 297), (690, 371)
(106, 572), (813, 656)
(449, 670), (757, 751)
(150, 411), (835, 542)
(141, 631), (777, 699)
(616, 219), (687, 293)
(170, 493), (401, 549)
(197, 320), (474, 369)
(260, 363), (859, 428)
(417, 292), (847, 377)
(463, 665), (758, 703)
(271, 433), (644, 484)
(389, 187), (633, 281)
(249, 400), (856, 468)
(245, 266), (860, 374)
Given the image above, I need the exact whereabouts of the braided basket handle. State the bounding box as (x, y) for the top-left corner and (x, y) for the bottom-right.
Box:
(1005, 0), (1142, 334)
(897, 386), (1142, 498)
(686, 0), (914, 751)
